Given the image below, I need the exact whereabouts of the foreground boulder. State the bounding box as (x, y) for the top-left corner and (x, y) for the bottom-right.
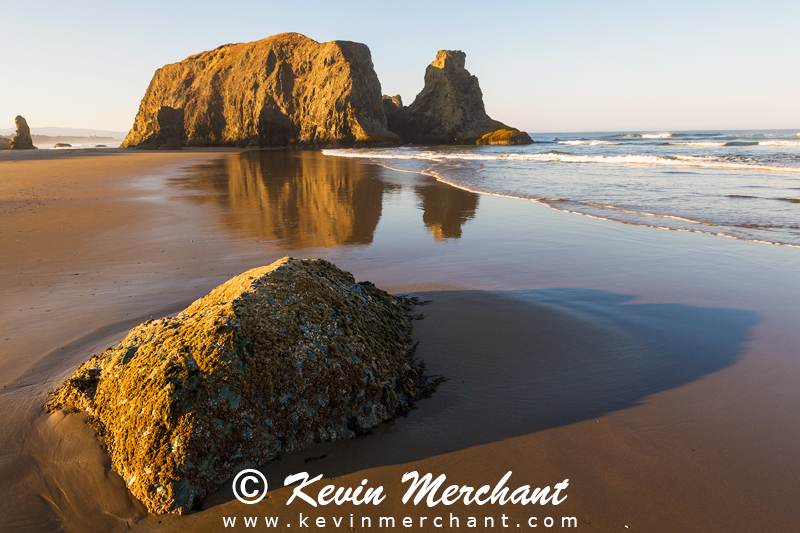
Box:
(385, 51), (532, 145)
(9, 115), (37, 150)
(121, 33), (399, 149)
(48, 257), (440, 514)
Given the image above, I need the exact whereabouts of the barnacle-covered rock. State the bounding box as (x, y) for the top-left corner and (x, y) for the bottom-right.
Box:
(48, 257), (439, 514)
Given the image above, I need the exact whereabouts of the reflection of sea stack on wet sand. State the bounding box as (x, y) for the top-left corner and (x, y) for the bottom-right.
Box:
(185, 152), (386, 246)
(181, 151), (482, 247)
(48, 257), (441, 514)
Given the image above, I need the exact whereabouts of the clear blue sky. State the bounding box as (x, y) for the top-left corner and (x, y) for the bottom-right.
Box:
(2, 0), (798, 134)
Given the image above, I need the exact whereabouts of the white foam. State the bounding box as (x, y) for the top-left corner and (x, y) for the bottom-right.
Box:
(758, 140), (800, 147)
(558, 140), (621, 146)
(641, 133), (674, 139)
(668, 141), (726, 147)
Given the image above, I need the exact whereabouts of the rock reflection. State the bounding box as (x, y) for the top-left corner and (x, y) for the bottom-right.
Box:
(185, 151), (385, 247)
(179, 150), (480, 246)
(415, 180), (479, 241)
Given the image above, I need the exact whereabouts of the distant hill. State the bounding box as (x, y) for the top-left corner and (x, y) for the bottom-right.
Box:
(32, 135), (119, 144)
(0, 126), (125, 138)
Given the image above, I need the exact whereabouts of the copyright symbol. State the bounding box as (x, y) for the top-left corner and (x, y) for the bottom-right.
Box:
(232, 469), (268, 504)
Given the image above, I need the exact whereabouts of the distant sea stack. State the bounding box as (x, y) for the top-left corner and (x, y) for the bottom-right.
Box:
(385, 51), (532, 145)
(9, 116), (37, 150)
(122, 33), (399, 149)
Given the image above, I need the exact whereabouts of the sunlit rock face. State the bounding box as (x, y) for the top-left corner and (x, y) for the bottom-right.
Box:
(385, 51), (532, 146)
(122, 33), (400, 149)
(48, 258), (441, 514)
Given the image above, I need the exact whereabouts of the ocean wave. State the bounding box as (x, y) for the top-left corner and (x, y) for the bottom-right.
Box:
(668, 141), (762, 147)
(611, 132), (675, 139)
(558, 140), (621, 146)
(758, 140), (800, 147)
(668, 141), (727, 147)
(525, 153), (800, 173)
(325, 149), (800, 173)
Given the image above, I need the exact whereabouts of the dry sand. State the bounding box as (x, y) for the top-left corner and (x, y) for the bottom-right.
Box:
(1, 149), (799, 532)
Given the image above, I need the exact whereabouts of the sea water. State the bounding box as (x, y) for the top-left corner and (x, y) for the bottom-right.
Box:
(325, 130), (800, 247)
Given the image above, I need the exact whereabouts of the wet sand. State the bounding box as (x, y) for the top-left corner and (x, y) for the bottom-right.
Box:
(1, 150), (799, 532)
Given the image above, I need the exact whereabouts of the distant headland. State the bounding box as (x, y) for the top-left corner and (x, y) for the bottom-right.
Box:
(121, 33), (532, 150)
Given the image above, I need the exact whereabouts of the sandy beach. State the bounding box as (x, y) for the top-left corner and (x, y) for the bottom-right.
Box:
(2, 148), (799, 532)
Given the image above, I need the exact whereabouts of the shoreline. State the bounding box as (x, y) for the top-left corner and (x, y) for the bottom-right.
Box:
(321, 149), (800, 250)
(1, 149), (799, 532)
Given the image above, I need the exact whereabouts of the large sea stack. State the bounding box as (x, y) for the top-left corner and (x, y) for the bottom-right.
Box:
(48, 258), (440, 514)
(121, 33), (399, 149)
(9, 115), (37, 150)
(385, 51), (532, 145)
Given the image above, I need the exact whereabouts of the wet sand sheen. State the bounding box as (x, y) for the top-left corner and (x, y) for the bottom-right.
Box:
(1, 150), (799, 531)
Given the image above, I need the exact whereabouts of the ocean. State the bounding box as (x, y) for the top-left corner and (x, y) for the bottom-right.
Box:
(324, 130), (800, 247)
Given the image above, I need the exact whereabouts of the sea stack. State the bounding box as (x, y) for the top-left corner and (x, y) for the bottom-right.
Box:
(121, 33), (399, 149)
(386, 51), (533, 145)
(9, 115), (37, 150)
(48, 257), (441, 514)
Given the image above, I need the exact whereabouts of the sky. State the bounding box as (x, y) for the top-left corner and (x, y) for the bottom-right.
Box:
(1, 0), (798, 135)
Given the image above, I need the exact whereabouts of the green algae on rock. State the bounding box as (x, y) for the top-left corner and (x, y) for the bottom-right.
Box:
(48, 257), (441, 514)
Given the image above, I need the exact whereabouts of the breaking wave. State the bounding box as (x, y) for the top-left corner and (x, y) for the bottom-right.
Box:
(324, 149), (800, 173)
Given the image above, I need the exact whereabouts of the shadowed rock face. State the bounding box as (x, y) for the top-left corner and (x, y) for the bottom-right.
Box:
(48, 258), (440, 514)
(9, 115), (37, 150)
(385, 51), (532, 145)
(122, 33), (400, 149)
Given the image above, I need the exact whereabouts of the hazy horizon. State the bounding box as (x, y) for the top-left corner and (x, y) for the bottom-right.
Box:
(3, 1), (798, 133)
(3, 127), (800, 140)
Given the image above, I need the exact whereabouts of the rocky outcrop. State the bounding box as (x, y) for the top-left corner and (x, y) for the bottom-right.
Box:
(122, 33), (399, 149)
(9, 116), (37, 150)
(385, 51), (532, 145)
(0, 136), (9, 150)
(48, 257), (441, 514)
(53, 143), (72, 148)
(476, 128), (533, 145)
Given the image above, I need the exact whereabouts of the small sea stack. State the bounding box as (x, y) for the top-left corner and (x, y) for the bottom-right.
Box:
(9, 115), (37, 150)
(385, 50), (533, 145)
(48, 257), (441, 514)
